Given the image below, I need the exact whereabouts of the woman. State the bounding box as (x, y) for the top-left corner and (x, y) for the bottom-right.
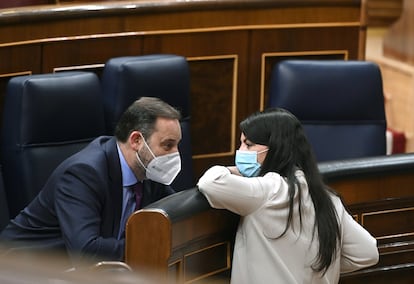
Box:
(197, 108), (379, 283)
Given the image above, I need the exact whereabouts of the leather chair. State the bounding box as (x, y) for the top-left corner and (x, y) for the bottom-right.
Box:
(1, 71), (106, 218)
(268, 60), (387, 162)
(0, 166), (9, 232)
(101, 54), (194, 191)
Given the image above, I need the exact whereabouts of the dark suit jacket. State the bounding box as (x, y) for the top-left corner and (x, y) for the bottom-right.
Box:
(0, 136), (175, 265)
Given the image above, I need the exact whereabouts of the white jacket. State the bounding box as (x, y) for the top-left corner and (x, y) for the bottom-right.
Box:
(197, 166), (379, 284)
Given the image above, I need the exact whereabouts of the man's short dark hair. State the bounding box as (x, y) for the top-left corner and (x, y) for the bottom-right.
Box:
(114, 97), (181, 142)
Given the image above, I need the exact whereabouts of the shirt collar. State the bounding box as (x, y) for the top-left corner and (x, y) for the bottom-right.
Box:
(116, 143), (138, 187)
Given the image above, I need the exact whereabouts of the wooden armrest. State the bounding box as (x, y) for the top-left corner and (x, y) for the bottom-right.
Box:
(318, 153), (414, 181)
(91, 261), (132, 272)
(125, 187), (238, 283)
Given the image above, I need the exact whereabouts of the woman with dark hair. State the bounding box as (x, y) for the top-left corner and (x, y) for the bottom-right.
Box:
(197, 108), (378, 283)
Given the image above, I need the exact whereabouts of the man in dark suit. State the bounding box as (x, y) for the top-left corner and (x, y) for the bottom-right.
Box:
(0, 97), (182, 267)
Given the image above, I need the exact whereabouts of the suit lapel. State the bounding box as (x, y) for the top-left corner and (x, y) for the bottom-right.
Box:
(104, 137), (123, 237)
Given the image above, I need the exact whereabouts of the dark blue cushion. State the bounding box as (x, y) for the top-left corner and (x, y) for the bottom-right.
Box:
(0, 167), (9, 232)
(1, 71), (106, 217)
(101, 54), (194, 190)
(101, 54), (191, 134)
(269, 60), (386, 162)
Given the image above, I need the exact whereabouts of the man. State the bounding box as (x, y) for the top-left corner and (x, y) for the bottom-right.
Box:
(0, 97), (182, 266)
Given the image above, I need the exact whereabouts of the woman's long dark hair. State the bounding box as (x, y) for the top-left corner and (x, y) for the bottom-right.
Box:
(240, 107), (340, 274)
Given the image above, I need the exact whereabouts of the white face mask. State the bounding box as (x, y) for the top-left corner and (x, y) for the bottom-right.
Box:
(135, 135), (181, 185)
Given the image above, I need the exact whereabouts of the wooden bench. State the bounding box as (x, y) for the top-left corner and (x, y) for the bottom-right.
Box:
(320, 153), (414, 284)
(125, 188), (238, 283)
(126, 153), (414, 283)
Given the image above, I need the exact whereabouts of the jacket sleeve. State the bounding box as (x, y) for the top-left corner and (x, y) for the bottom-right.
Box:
(339, 204), (379, 273)
(197, 165), (282, 216)
(54, 163), (125, 264)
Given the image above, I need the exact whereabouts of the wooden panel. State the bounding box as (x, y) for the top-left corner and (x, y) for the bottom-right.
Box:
(168, 260), (183, 283)
(183, 242), (230, 283)
(170, 209), (238, 250)
(0, 45), (41, 74)
(362, 207), (414, 239)
(126, 156), (414, 284)
(325, 168), (414, 284)
(188, 57), (237, 157)
(365, 0), (403, 27)
(8, 0), (399, 27)
(250, 26), (361, 111)
(0, 1), (361, 43)
(328, 173), (414, 205)
(0, 0), (53, 9)
(0, 45), (41, 127)
(125, 210), (171, 277)
(340, 266), (414, 284)
(0, 0), (364, 181)
(378, 242), (414, 265)
(168, 210), (237, 283)
(126, 203), (238, 283)
(42, 36), (143, 73)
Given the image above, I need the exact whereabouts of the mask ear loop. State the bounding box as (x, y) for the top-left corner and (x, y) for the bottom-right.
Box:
(257, 148), (269, 154)
(136, 151), (148, 171)
(139, 133), (157, 159)
(135, 133), (156, 171)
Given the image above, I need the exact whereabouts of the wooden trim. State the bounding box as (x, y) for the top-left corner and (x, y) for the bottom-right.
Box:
(0, 0), (362, 24)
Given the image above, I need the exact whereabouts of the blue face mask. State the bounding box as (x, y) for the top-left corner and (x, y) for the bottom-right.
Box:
(235, 149), (268, 177)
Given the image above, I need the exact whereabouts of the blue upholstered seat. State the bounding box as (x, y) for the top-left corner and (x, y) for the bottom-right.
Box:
(101, 54), (194, 190)
(0, 167), (9, 232)
(268, 60), (386, 162)
(1, 72), (106, 217)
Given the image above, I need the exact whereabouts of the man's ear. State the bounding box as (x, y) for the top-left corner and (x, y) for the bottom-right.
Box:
(129, 131), (143, 150)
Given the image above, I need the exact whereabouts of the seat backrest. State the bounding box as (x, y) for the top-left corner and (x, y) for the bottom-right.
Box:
(101, 54), (194, 190)
(268, 60), (386, 162)
(1, 71), (106, 218)
(0, 165), (9, 232)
